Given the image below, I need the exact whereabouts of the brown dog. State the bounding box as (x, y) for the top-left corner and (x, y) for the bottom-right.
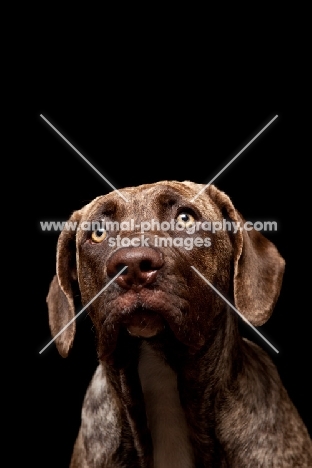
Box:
(46, 181), (312, 467)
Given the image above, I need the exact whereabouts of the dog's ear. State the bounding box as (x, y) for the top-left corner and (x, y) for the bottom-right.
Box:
(207, 185), (285, 325)
(46, 209), (82, 357)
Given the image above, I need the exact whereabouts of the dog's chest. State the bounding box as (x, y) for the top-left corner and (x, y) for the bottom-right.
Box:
(138, 342), (194, 468)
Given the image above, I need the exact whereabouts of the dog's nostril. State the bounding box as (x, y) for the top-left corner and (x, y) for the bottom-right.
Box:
(140, 260), (153, 271)
(106, 247), (164, 288)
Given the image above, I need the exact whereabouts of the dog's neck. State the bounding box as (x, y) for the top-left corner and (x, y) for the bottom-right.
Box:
(173, 308), (242, 465)
(138, 341), (195, 468)
(104, 306), (242, 467)
(141, 306), (242, 466)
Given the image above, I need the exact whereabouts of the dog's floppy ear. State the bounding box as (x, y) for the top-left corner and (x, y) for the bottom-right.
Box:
(46, 209), (82, 357)
(208, 185), (285, 326)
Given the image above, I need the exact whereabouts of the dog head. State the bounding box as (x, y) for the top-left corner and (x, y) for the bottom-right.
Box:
(46, 181), (285, 359)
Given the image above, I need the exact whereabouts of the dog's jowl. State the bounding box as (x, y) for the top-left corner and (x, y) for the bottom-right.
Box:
(46, 181), (312, 467)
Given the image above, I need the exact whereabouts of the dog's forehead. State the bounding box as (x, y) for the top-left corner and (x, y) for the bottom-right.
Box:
(80, 180), (220, 220)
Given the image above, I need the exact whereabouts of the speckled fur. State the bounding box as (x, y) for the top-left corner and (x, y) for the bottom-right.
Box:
(46, 181), (312, 467)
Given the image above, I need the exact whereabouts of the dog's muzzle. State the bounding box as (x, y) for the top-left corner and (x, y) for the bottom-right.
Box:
(106, 246), (165, 337)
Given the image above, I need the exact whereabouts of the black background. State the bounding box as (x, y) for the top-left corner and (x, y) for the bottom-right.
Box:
(24, 100), (310, 467)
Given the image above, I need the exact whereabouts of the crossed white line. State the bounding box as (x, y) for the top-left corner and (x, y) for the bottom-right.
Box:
(190, 267), (279, 353)
(39, 114), (279, 354)
(39, 267), (127, 354)
(40, 115), (129, 202)
(190, 115), (278, 202)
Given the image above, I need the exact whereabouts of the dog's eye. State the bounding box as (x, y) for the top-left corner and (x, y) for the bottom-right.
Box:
(91, 228), (107, 243)
(176, 212), (195, 227)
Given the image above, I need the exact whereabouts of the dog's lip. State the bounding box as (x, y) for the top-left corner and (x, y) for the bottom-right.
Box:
(100, 289), (199, 358)
(122, 307), (165, 338)
(104, 288), (187, 335)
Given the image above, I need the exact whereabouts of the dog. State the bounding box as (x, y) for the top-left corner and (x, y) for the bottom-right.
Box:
(46, 180), (312, 467)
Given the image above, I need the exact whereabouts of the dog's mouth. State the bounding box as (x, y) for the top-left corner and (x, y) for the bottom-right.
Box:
(99, 288), (186, 357)
(98, 287), (205, 359)
(123, 307), (165, 338)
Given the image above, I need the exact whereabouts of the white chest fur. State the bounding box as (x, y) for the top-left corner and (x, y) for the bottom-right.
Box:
(138, 342), (194, 468)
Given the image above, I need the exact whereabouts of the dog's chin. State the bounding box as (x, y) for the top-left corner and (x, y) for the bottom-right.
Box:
(125, 309), (165, 338)
(99, 290), (200, 359)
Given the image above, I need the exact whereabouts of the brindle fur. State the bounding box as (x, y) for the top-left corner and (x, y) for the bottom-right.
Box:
(47, 181), (312, 467)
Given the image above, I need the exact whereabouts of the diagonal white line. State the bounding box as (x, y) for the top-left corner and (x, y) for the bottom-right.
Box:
(190, 115), (278, 202)
(39, 266), (127, 354)
(191, 266), (279, 353)
(40, 114), (129, 202)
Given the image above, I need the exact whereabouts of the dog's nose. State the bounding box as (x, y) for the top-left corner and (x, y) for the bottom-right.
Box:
(106, 247), (164, 290)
